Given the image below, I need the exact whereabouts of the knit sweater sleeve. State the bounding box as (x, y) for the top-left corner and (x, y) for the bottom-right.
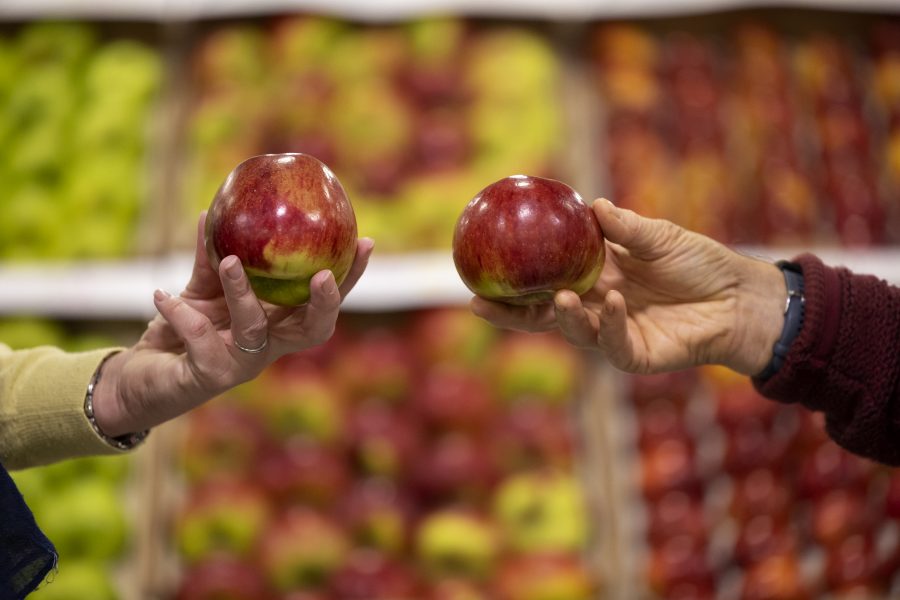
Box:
(0, 344), (128, 470)
(753, 254), (900, 465)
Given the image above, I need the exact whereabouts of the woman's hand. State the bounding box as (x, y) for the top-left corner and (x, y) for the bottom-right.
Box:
(471, 199), (785, 376)
(93, 213), (374, 437)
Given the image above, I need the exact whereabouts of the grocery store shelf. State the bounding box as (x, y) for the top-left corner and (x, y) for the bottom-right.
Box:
(1, 247), (899, 319)
(1, 0), (898, 21)
(0, 251), (472, 319)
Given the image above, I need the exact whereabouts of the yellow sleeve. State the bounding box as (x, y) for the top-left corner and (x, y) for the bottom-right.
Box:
(0, 343), (129, 470)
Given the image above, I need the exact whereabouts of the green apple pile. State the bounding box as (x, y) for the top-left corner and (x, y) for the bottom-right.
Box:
(182, 17), (562, 252)
(173, 308), (598, 599)
(0, 22), (162, 260)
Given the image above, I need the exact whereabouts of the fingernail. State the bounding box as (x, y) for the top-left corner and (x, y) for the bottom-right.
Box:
(324, 273), (338, 294)
(154, 289), (171, 302)
(225, 257), (242, 281)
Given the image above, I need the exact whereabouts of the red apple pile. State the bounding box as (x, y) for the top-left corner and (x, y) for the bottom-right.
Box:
(594, 20), (898, 246)
(625, 365), (898, 598)
(173, 308), (597, 599)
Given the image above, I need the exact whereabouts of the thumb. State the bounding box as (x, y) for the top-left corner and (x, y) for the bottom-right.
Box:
(592, 198), (672, 260)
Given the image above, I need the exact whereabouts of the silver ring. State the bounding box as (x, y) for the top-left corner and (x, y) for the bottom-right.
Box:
(234, 336), (268, 354)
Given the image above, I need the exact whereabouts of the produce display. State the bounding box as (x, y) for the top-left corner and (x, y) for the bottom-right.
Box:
(621, 367), (900, 599)
(171, 308), (598, 599)
(181, 17), (563, 253)
(0, 22), (163, 260)
(593, 19), (899, 247)
(2, 318), (136, 600)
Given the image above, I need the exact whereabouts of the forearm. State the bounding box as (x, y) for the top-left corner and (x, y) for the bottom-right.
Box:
(0, 345), (127, 469)
(753, 254), (900, 465)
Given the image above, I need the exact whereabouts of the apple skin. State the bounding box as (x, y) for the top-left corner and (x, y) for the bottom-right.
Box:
(176, 557), (274, 600)
(452, 175), (605, 305)
(205, 153), (358, 307)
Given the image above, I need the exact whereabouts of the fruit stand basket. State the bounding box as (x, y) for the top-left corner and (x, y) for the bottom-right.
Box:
(1, 2), (900, 600)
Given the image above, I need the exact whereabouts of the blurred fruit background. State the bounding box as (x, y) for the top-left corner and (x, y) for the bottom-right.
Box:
(1, 4), (899, 600)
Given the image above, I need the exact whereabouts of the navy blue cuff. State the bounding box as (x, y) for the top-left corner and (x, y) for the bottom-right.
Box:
(757, 261), (805, 381)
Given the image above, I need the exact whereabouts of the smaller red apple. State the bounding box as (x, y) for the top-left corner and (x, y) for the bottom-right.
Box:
(176, 556), (273, 600)
(452, 175), (605, 305)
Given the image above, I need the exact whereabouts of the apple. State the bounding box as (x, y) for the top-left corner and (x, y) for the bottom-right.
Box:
(38, 480), (128, 561)
(428, 578), (489, 600)
(637, 398), (688, 450)
(329, 549), (421, 599)
(333, 328), (416, 403)
(412, 366), (496, 431)
(798, 442), (872, 500)
(253, 368), (345, 443)
(492, 470), (589, 554)
(824, 534), (889, 592)
(205, 153), (358, 307)
(734, 515), (799, 567)
(492, 403), (574, 470)
(177, 479), (271, 564)
(412, 431), (497, 503)
(490, 332), (582, 405)
(647, 490), (707, 545)
(176, 557), (273, 600)
(256, 438), (350, 507)
(739, 553), (810, 600)
(452, 174), (605, 305)
(729, 469), (792, 523)
(347, 401), (422, 478)
(29, 560), (117, 600)
(415, 510), (500, 580)
(411, 307), (496, 369)
(493, 554), (595, 600)
(640, 438), (701, 500)
(646, 535), (714, 596)
(180, 403), (270, 483)
(259, 508), (350, 593)
(722, 418), (789, 475)
(811, 489), (871, 548)
(338, 478), (417, 556)
(630, 370), (697, 407)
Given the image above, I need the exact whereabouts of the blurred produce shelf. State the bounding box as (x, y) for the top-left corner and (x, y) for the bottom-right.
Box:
(1, 247), (899, 319)
(1, 0), (898, 20)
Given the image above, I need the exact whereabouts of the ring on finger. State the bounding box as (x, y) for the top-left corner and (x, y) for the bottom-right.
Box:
(234, 336), (268, 354)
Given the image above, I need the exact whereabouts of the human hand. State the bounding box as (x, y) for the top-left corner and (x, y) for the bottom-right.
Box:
(93, 212), (374, 437)
(471, 199), (785, 376)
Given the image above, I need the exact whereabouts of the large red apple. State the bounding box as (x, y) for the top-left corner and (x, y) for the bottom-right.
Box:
(205, 153), (358, 306)
(452, 175), (605, 305)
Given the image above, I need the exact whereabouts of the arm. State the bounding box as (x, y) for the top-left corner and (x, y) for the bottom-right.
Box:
(753, 254), (900, 465)
(0, 344), (126, 469)
(0, 213), (373, 470)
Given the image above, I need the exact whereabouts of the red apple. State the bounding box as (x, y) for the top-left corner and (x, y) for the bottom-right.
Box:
(824, 534), (889, 592)
(640, 438), (701, 500)
(259, 508), (350, 593)
(647, 490), (707, 545)
(798, 442), (872, 500)
(723, 418), (789, 475)
(646, 535), (714, 595)
(257, 438), (350, 507)
(205, 153), (357, 306)
(734, 515), (799, 567)
(630, 370), (697, 407)
(329, 550), (421, 599)
(452, 175), (605, 305)
(347, 401), (422, 478)
(493, 553), (596, 600)
(492, 403), (575, 470)
(411, 431), (497, 503)
(637, 398), (689, 450)
(729, 469), (792, 523)
(811, 490), (872, 548)
(180, 403), (270, 483)
(739, 553), (810, 600)
(176, 556), (273, 600)
(338, 478), (417, 556)
(412, 366), (496, 432)
(333, 328), (416, 403)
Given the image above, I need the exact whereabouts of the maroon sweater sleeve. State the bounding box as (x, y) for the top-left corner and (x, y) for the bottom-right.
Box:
(752, 253), (900, 465)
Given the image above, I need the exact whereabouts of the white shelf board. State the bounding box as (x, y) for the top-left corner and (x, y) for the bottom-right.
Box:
(1, 0), (897, 21)
(1, 247), (899, 319)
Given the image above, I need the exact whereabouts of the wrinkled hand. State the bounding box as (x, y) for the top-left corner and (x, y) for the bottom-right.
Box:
(471, 199), (784, 376)
(94, 213), (374, 436)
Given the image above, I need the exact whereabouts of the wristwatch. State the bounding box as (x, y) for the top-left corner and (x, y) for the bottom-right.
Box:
(757, 261), (805, 381)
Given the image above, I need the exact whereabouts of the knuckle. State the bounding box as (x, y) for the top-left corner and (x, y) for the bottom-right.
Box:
(186, 316), (213, 340)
